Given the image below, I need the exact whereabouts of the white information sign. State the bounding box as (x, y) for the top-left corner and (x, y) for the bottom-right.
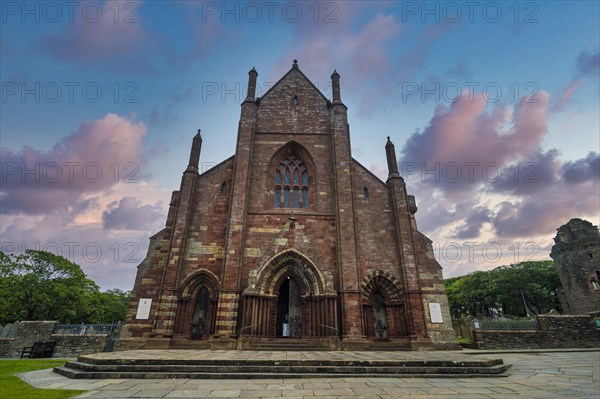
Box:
(428, 302), (443, 323)
(135, 298), (152, 320)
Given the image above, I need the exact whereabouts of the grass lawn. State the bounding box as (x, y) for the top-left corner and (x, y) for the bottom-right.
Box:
(0, 359), (86, 399)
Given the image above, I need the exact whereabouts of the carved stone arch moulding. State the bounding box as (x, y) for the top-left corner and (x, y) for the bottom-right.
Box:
(269, 141), (316, 178)
(360, 270), (403, 304)
(251, 249), (329, 297)
(180, 269), (221, 300)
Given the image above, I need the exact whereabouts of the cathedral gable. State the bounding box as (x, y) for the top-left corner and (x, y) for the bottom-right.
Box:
(255, 64), (331, 134)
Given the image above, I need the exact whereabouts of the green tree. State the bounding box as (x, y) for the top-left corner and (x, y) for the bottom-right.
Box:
(89, 289), (131, 324)
(0, 250), (106, 324)
(445, 260), (562, 319)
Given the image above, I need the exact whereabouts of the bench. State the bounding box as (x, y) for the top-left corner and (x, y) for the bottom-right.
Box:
(20, 340), (56, 358)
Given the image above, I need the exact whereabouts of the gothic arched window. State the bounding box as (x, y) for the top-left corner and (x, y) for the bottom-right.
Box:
(274, 155), (308, 208)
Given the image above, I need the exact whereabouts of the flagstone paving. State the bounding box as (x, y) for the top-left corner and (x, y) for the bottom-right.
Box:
(17, 350), (600, 398)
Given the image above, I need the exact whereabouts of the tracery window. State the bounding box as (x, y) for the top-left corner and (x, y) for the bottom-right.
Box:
(274, 155), (308, 208)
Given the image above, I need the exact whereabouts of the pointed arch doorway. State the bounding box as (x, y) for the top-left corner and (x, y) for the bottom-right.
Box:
(241, 250), (338, 339)
(173, 270), (220, 340)
(361, 271), (409, 339)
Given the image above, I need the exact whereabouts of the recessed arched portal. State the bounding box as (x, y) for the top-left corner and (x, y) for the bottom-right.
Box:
(174, 270), (220, 339)
(241, 250), (338, 338)
(361, 270), (408, 339)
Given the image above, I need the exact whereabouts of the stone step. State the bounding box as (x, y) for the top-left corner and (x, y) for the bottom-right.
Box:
(54, 355), (511, 379)
(73, 356), (504, 368)
(241, 338), (332, 351)
(60, 361), (510, 374)
(169, 339), (210, 350)
(53, 349), (512, 380)
(54, 363), (511, 379)
(247, 346), (326, 351)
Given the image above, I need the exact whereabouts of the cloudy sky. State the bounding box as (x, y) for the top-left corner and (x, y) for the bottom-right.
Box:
(1, 1), (598, 290)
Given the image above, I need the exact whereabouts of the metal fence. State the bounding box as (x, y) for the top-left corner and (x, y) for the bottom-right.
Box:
(54, 322), (122, 335)
(473, 319), (539, 330)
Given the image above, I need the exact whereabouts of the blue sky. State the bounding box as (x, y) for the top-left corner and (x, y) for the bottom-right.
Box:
(1, 1), (599, 290)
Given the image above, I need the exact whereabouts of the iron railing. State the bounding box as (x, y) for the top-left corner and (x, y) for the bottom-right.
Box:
(54, 322), (122, 335)
(317, 324), (339, 336)
(238, 325), (256, 336)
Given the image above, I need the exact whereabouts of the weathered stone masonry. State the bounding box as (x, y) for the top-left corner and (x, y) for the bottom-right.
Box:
(550, 218), (600, 315)
(119, 61), (458, 350)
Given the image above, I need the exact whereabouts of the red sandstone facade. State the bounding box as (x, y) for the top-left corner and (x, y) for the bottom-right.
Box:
(119, 61), (458, 350)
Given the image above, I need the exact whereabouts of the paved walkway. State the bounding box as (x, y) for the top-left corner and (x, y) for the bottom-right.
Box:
(18, 350), (600, 398)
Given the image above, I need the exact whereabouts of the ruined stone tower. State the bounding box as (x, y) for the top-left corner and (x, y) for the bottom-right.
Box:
(119, 61), (458, 351)
(550, 218), (600, 314)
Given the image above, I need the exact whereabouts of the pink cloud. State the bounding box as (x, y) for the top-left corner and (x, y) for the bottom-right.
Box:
(268, 6), (401, 87)
(1, 113), (147, 215)
(402, 90), (549, 178)
(551, 80), (581, 112)
(398, 89), (598, 240)
(38, 0), (150, 66)
(344, 14), (402, 76)
(102, 196), (164, 230)
(369, 163), (387, 181)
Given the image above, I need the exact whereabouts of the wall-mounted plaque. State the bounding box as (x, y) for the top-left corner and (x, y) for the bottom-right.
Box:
(135, 298), (152, 320)
(428, 302), (443, 323)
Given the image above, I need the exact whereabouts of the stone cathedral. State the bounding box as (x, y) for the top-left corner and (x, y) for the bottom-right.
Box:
(119, 61), (458, 351)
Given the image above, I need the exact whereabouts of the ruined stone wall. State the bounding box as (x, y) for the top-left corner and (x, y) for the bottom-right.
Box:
(550, 218), (600, 314)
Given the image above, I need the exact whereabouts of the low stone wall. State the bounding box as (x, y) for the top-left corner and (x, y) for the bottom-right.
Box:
(52, 334), (109, 357)
(0, 321), (58, 358)
(474, 313), (600, 350)
(0, 321), (109, 358)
